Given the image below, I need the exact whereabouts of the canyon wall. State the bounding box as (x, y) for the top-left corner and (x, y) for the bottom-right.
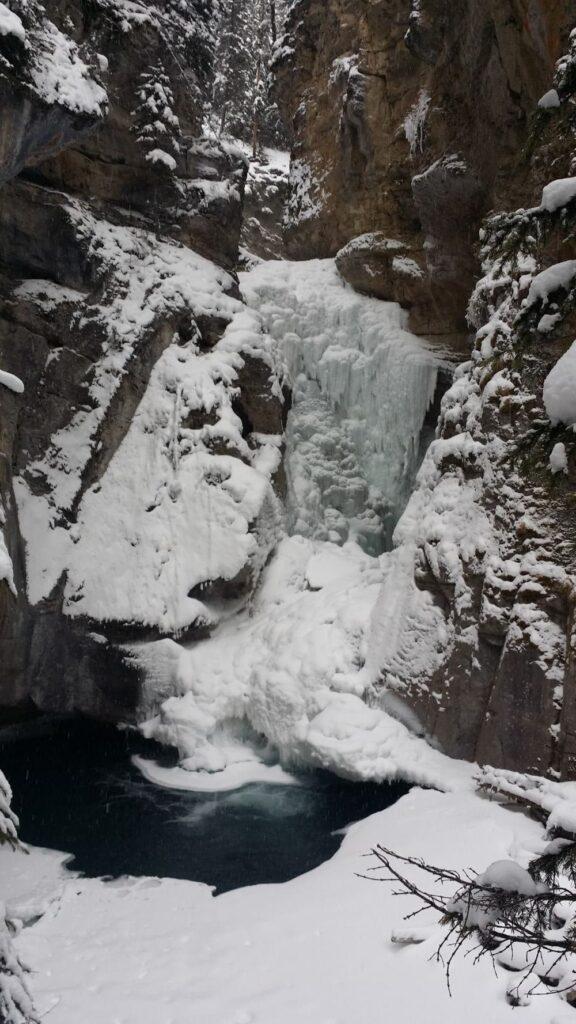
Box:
(276, 0), (573, 344)
(0, 0), (286, 722)
(276, 1), (576, 776)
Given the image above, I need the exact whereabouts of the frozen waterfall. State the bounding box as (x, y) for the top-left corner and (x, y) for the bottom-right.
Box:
(240, 259), (440, 553)
(137, 258), (457, 793)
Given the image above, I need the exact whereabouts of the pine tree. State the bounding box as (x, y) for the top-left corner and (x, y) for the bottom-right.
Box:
(211, 0), (289, 151)
(0, 771), (35, 1024)
(132, 61), (181, 167)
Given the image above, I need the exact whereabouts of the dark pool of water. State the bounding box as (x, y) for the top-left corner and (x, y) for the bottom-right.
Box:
(0, 719), (409, 894)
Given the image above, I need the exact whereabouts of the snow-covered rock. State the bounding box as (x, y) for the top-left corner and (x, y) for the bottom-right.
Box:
(540, 177), (576, 213)
(544, 343), (576, 426)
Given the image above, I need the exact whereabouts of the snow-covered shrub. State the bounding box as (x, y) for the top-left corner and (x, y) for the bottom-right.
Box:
(368, 837), (576, 1005)
(0, 913), (36, 1024)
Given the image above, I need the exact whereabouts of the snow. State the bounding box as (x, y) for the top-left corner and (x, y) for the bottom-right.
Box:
(538, 89), (561, 109)
(537, 312), (561, 333)
(134, 756), (300, 792)
(329, 54), (357, 82)
(540, 178), (576, 213)
(128, 259), (459, 790)
(14, 205), (285, 627)
(145, 148), (177, 171)
(549, 442), (568, 474)
(0, 771), (18, 850)
(404, 89), (430, 156)
(476, 860), (545, 895)
(0, 2), (25, 42)
(480, 766), (576, 837)
(543, 340), (576, 426)
(525, 261), (576, 308)
(2, 787), (564, 1024)
(30, 17), (107, 116)
(0, 845), (73, 926)
(0, 370), (23, 395)
(0, 503), (16, 597)
(139, 532), (472, 794)
(285, 159), (327, 227)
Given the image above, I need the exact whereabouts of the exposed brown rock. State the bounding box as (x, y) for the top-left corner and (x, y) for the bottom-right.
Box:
(276, 0), (574, 341)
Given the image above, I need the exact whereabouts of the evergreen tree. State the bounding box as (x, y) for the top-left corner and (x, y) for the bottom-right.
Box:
(0, 771), (35, 1024)
(132, 61), (182, 165)
(211, 0), (289, 152)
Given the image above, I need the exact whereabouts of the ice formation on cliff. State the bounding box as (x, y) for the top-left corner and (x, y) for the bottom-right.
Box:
(241, 259), (440, 552)
(138, 259), (454, 790)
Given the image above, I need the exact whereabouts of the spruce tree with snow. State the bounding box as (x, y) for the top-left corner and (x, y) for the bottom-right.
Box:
(0, 773), (36, 1024)
(132, 61), (181, 171)
(212, 0), (289, 151)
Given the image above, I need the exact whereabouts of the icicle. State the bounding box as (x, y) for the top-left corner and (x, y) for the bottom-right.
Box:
(241, 258), (440, 553)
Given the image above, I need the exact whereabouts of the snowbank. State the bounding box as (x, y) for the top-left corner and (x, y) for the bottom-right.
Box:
(141, 534), (473, 793)
(30, 17), (107, 116)
(525, 261), (576, 308)
(549, 442), (568, 474)
(0, 370), (24, 394)
(15, 208), (284, 632)
(0, 2), (25, 42)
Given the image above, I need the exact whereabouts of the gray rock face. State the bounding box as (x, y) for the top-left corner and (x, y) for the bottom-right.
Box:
(240, 158), (289, 262)
(0, 0), (285, 723)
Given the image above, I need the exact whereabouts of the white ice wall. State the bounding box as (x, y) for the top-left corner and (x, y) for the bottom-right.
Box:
(240, 259), (439, 552)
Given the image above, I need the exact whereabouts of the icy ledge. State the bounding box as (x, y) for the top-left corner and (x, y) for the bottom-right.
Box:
(139, 536), (472, 795)
(133, 756), (300, 792)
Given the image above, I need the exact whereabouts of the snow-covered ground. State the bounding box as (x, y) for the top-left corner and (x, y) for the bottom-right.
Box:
(3, 785), (572, 1024)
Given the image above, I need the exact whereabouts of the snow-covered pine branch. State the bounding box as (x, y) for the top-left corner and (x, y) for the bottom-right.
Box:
(364, 840), (576, 1006)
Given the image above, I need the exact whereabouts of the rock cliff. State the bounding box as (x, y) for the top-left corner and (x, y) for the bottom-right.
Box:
(370, 32), (576, 778)
(277, 0), (576, 776)
(276, 0), (574, 343)
(0, 0), (285, 722)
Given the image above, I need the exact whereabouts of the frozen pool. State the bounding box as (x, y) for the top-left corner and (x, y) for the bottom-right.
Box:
(0, 719), (409, 893)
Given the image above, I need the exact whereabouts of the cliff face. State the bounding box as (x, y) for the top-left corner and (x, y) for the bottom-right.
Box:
(371, 33), (576, 778)
(276, 0), (574, 342)
(0, 0), (285, 722)
(278, 1), (576, 777)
